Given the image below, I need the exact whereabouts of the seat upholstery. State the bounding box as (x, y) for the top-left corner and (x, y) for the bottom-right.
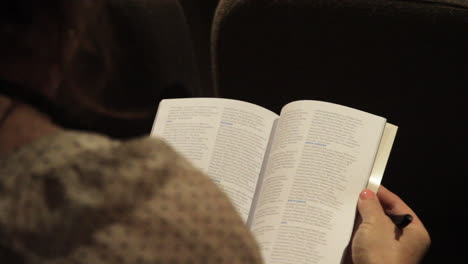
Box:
(179, 0), (220, 96)
(109, 0), (200, 97)
(212, 1), (468, 263)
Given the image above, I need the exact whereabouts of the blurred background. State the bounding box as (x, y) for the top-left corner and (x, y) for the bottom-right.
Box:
(184, 1), (467, 263)
(3, 0), (464, 263)
(92, 1), (468, 262)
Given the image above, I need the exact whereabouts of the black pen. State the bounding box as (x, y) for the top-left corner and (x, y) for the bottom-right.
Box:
(388, 214), (413, 229)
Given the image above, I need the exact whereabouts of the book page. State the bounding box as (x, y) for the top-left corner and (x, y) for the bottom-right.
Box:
(249, 100), (387, 264)
(151, 98), (278, 221)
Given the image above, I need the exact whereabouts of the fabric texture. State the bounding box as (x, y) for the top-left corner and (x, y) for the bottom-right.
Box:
(109, 0), (200, 97)
(212, 0), (467, 263)
(179, 0), (220, 97)
(212, 0), (468, 110)
(0, 131), (262, 264)
(416, 0), (468, 8)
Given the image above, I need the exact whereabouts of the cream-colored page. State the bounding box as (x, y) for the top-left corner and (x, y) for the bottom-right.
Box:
(249, 100), (386, 264)
(151, 98), (278, 221)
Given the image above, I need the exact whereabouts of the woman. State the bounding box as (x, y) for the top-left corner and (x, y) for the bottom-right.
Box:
(0, 1), (429, 263)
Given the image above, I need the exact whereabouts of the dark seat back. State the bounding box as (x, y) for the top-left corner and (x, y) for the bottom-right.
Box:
(213, 1), (468, 262)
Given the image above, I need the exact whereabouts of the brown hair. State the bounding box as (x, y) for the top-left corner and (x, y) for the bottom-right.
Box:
(0, 0), (164, 137)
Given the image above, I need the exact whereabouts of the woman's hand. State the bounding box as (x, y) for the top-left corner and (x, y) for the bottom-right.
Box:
(348, 186), (430, 264)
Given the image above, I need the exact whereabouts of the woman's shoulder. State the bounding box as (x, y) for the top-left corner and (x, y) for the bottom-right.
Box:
(0, 130), (262, 264)
(0, 130), (202, 215)
(1, 130), (187, 176)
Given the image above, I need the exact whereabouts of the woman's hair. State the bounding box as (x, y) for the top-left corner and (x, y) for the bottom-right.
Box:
(0, 0), (166, 137)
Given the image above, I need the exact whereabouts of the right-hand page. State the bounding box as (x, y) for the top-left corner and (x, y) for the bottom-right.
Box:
(249, 100), (387, 264)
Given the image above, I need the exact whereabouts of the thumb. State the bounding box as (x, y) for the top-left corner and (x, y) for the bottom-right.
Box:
(357, 189), (385, 224)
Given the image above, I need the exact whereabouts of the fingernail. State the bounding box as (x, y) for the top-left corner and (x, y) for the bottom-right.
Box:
(360, 189), (375, 200)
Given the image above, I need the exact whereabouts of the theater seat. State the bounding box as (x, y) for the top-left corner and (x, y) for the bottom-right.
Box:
(212, 1), (468, 263)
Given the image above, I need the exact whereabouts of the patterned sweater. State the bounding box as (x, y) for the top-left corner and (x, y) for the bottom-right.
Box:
(0, 131), (262, 264)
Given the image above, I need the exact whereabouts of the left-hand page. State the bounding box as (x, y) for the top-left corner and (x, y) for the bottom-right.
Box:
(151, 98), (279, 221)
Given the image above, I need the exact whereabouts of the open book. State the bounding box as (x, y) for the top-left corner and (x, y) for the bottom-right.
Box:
(150, 98), (397, 264)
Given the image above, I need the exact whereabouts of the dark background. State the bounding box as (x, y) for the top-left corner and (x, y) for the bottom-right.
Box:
(208, 0), (468, 263)
(1, 0), (465, 263)
(104, 0), (468, 263)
